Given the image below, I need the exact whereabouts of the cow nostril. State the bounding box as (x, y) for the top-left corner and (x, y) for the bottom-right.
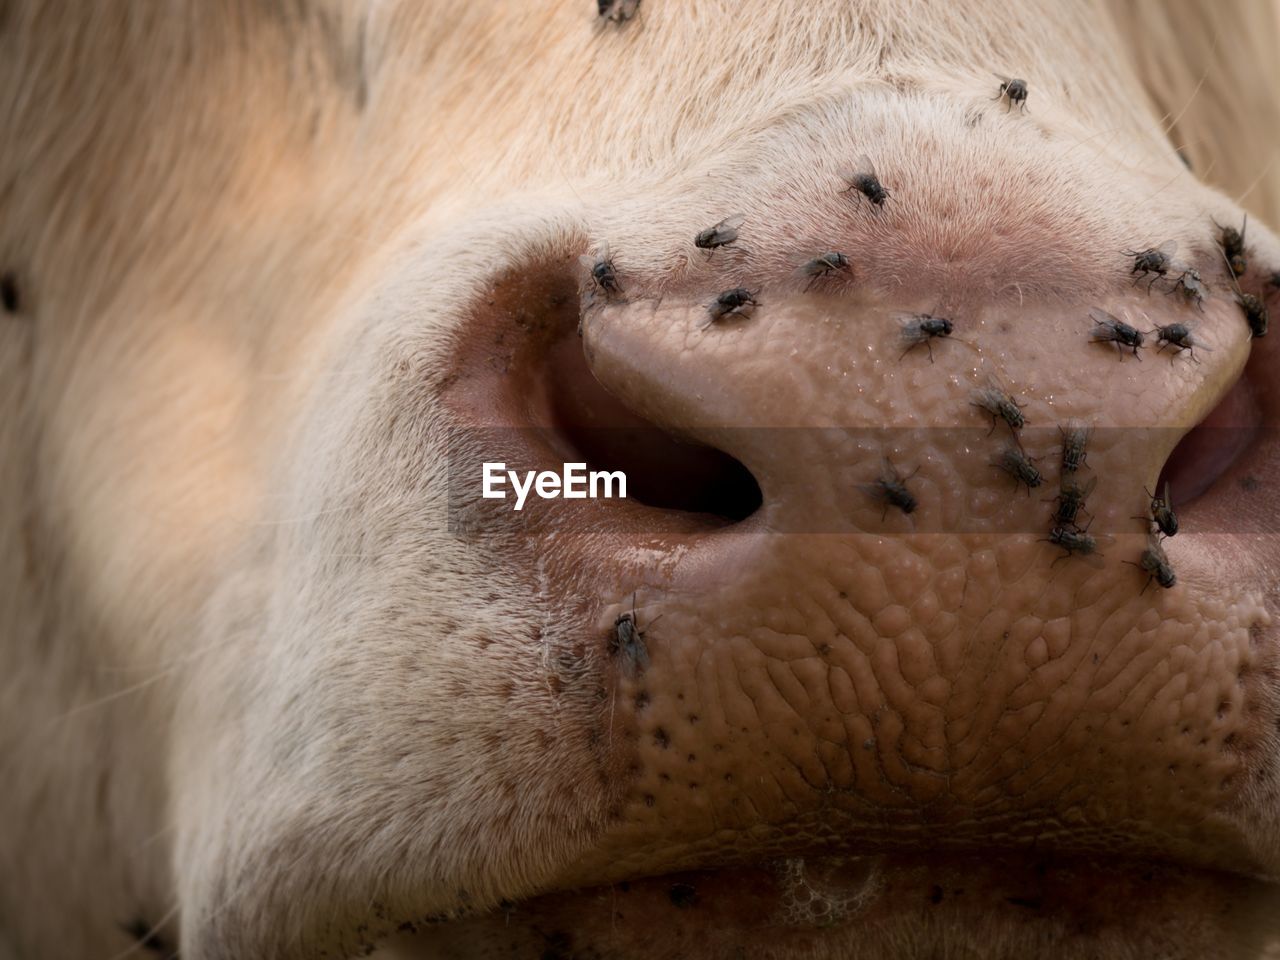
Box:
(1157, 371), (1261, 509)
(545, 335), (762, 523)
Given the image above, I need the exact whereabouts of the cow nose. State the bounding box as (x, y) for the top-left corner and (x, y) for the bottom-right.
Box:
(560, 278), (1274, 886)
(580, 290), (1237, 537)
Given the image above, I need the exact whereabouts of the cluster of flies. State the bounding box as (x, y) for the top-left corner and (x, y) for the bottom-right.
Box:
(579, 71), (1278, 594)
(1115, 217), (1268, 344)
(869, 405), (1177, 591)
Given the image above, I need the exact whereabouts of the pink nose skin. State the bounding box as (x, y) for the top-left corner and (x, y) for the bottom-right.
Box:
(564, 281), (1269, 867)
(421, 105), (1280, 959)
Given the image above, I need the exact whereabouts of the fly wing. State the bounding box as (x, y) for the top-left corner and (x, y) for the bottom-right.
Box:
(1189, 328), (1215, 351)
(716, 212), (746, 232)
(1089, 307), (1122, 327)
(1078, 475), (1099, 499)
(1156, 239), (1178, 259)
(578, 254), (597, 270)
(794, 258), (822, 278)
(853, 153), (877, 179)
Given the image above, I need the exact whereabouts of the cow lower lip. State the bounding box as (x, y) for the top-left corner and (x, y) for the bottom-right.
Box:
(379, 855), (1280, 959)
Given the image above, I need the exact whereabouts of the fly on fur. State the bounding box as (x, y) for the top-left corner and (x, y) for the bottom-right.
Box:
(694, 213), (746, 255)
(1089, 308), (1144, 360)
(1216, 214), (1248, 278)
(1133, 482), (1177, 538)
(797, 251), (851, 288)
(579, 242), (622, 298)
(1047, 475), (1097, 529)
(598, 0), (640, 23)
(839, 154), (891, 208)
(993, 74), (1028, 112)
(971, 376), (1027, 435)
(898, 312), (954, 362)
(1153, 321), (1212, 362)
(1059, 421), (1091, 474)
(704, 287), (759, 326)
(861, 459), (918, 520)
(1124, 240), (1177, 291)
(994, 447), (1041, 495)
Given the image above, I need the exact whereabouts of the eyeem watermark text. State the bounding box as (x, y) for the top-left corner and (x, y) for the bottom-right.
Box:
(482, 462), (627, 511)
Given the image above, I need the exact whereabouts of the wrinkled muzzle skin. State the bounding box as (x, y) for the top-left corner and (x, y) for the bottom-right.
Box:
(5, 1), (1280, 959)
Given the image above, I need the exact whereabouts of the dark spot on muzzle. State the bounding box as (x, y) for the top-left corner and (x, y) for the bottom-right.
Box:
(1, 271), (19, 314)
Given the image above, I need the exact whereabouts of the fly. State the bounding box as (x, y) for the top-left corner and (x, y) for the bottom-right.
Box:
(1059, 421), (1092, 474)
(1133, 482), (1178, 538)
(1089, 308), (1144, 360)
(1216, 214), (1248, 278)
(579, 241), (622, 297)
(971, 376), (1027, 435)
(839, 154), (892, 208)
(861, 459), (919, 520)
(1124, 240), (1177, 291)
(694, 213), (746, 255)
(898, 312), (955, 362)
(704, 287), (759, 326)
(1047, 475), (1097, 529)
(1042, 524), (1102, 561)
(993, 74), (1029, 112)
(1153, 321), (1212, 361)
(994, 447), (1041, 495)
(1127, 536), (1177, 591)
(797, 251), (851, 288)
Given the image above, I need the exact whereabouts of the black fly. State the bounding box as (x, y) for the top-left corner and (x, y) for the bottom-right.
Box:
(797, 251), (851, 287)
(862, 460), (919, 519)
(994, 447), (1041, 495)
(598, 0), (640, 23)
(1127, 536), (1176, 592)
(899, 313), (954, 362)
(579, 242), (622, 297)
(694, 213), (745, 255)
(839, 154), (892, 208)
(1168, 268), (1207, 311)
(1047, 475), (1097, 529)
(1133, 482), (1177, 538)
(1060, 421), (1091, 474)
(993, 74), (1029, 112)
(1153, 321), (1212, 361)
(972, 377), (1027, 435)
(1042, 525), (1101, 561)
(1222, 252), (1268, 337)
(1089, 308), (1144, 360)
(1124, 240), (1177, 291)
(704, 287), (759, 326)
(1216, 214), (1248, 278)
(609, 594), (653, 676)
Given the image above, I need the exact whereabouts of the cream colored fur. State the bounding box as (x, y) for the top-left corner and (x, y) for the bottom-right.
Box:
(1, 1), (1279, 957)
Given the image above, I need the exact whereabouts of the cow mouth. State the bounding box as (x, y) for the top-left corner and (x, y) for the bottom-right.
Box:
(422, 253), (1280, 960)
(376, 854), (1280, 959)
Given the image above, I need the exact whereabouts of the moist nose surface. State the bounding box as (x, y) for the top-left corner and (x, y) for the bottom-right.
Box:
(561, 282), (1274, 887)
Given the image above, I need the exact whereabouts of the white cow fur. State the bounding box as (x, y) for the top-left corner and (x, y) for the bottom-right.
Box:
(2, 1), (1280, 957)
